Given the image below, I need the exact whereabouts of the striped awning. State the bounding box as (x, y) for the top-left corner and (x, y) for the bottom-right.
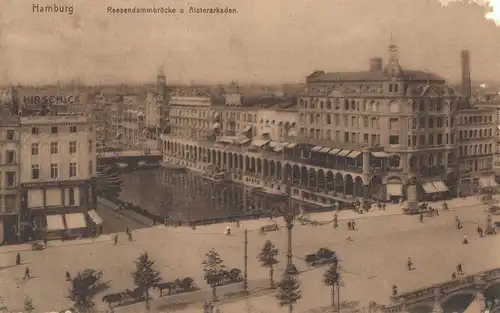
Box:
(211, 123), (221, 129)
(65, 213), (87, 229)
(371, 151), (389, 158)
(336, 150), (352, 157)
(251, 139), (269, 147)
(319, 147), (332, 153)
(432, 181), (449, 192)
(422, 182), (439, 193)
(286, 142), (298, 148)
(346, 151), (362, 158)
(243, 125), (252, 133)
(238, 138), (251, 145)
(328, 148), (341, 155)
(88, 210), (104, 225)
(311, 146), (323, 152)
(46, 214), (65, 231)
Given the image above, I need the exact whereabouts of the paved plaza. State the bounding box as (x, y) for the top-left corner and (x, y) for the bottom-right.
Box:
(0, 197), (496, 312)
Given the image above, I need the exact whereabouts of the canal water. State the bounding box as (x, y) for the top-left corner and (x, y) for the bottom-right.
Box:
(117, 167), (294, 221)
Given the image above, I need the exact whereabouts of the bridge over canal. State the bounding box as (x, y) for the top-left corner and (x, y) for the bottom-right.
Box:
(383, 267), (500, 313)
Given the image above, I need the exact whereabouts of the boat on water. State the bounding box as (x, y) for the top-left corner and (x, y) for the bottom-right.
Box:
(160, 161), (187, 171)
(138, 161), (161, 169)
(202, 167), (232, 183)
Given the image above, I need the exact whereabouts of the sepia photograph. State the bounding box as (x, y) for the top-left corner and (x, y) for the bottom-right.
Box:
(0, 0), (499, 312)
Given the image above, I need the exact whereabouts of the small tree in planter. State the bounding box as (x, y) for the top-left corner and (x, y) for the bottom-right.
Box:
(323, 263), (341, 310)
(202, 249), (227, 302)
(257, 240), (280, 288)
(23, 296), (35, 313)
(276, 274), (301, 313)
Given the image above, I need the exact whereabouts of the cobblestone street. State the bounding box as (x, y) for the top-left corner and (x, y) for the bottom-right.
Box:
(0, 198), (495, 312)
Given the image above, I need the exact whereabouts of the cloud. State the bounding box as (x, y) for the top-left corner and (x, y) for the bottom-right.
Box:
(0, 0), (499, 85)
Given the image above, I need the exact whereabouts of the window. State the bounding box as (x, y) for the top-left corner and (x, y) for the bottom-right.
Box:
(51, 126), (58, 134)
(69, 141), (77, 154)
(31, 127), (39, 135)
(68, 187), (75, 205)
(6, 151), (15, 164)
(88, 161), (93, 176)
(6, 130), (14, 140)
(50, 142), (58, 154)
(6, 172), (15, 187)
(31, 164), (40, 179)
(70, 126), (77, 133)
(69, 162), (77, 177)
(50, 164), (58, 179)
(389, 135), (400, 145)
(31, 143), (39, 155)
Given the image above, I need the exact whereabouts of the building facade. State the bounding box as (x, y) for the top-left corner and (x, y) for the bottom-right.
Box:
(19, 114), (97, 240)
(0, 113), (20, 244)
(160, 46), (496, 210)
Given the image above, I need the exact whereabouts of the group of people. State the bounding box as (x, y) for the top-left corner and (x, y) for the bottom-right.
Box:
(113, 228), (133, 245)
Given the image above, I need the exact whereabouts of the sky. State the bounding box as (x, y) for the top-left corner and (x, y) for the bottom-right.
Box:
(0, 0), (499, 85)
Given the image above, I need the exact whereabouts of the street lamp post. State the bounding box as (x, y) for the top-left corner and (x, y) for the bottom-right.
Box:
(272, 186), (300, 276)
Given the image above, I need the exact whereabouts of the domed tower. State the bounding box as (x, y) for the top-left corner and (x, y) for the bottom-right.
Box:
(384, 39), (404, 79)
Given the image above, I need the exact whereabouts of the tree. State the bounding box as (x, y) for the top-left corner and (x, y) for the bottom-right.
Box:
(257, 240), (280, 288)
(132, 252), (161, 311)
(68, 272), (98, 313)
(0, 297), (8, 313)
(323, 264), (341, 310)
(23, 296), (35, 313)
(202, 249), (227, 301)
(276, 274), (301, 313)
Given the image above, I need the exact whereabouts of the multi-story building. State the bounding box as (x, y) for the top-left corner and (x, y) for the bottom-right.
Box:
(161, 44), (497, 211)
(0, 111), (20, 244)
(110, 94), (125, 148)
(168, 89), (215, 140)
(19, 114), (97, 240)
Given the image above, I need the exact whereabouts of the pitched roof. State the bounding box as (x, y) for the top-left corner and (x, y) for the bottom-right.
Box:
(307, 70), (445, 83)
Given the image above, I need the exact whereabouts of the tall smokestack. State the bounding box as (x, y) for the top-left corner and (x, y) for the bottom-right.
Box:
(461, 50), (471, 100)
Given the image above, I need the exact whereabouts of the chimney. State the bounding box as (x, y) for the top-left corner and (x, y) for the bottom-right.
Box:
(461, 50), (471, 100)
(369, 58), (383, 71)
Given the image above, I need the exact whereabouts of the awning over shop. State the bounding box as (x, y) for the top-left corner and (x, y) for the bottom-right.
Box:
(286, 142), (298, 148)
(319, 147), (332, 153)
(311, 146), (323, 152)
(346, 151), (362, 158)
(386, 183), (403, 197)
(288, 129), (298, 137)
(46, 214), (65, 232)
(371, 151), (389, 158)
(65, 213), (87, 229)
(269, 141), (278, 148)
(422, 182), (439, 193)
(336, 150), (352, 157)
(211, 123), (221, 129)
(250, 139), (269, 147)
(480, 176), (498, 187)
(238, 138), (251, 145)
(328, 148), (341, 155)
(87, 210), (104, 225)
(432, 181), (449, 192)
(243, 126), (252, 133)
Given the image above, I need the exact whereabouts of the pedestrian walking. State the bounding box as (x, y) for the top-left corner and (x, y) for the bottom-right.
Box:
(463, 234), (469, 244)
(419, 213), (424, 223)
(392, 284), (398, 296)
(43, 237), (48, 246)
(457, 263), (464, 275)
(236, 221), (240, 228)
(66, 271), (71, 281)
(16, 252), (21, 265)
(452, 272), (457, 279)
(113, 234), (118, 246)
(23, 266), (31, 280)
(347, 220), (352, 230)
(407, 257), (413, 270)
(128, 231), (133, 241)
(351, 220), (356, 230)
(225, 225), (231, 236)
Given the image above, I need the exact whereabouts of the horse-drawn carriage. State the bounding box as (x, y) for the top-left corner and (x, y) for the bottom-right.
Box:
(305, 248), (337, 267)
(154, 277), (198, 297)
(218, 268), (243, 285)
(102, 286), (147, 308)
(73, 269), (103, 290)
(489, 205), (500, 215)
(260, 221), (279, 234)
